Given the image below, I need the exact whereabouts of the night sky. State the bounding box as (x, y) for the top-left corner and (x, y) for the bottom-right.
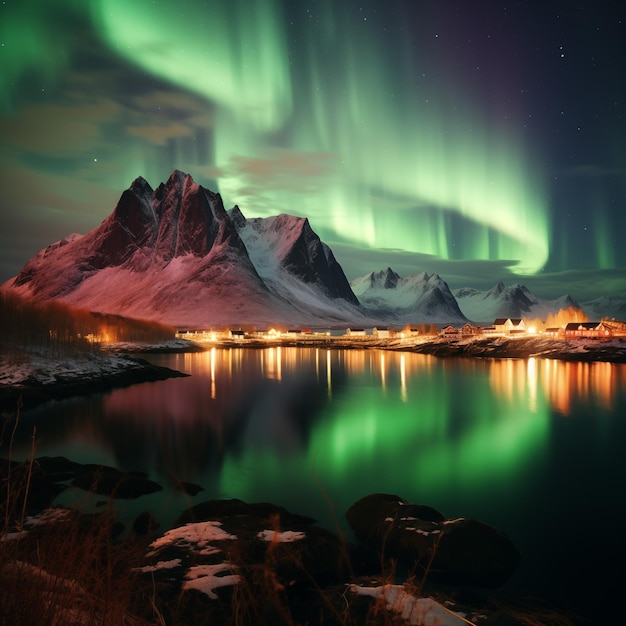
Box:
(1, 0), (625, 302)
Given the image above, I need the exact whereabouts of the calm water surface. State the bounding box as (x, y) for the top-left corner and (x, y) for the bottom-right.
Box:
(12, 348), (626, 596)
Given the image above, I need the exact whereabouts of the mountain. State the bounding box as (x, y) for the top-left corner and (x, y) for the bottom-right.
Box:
(4, 171), (366, 328)
(350, 268), (468, 324)
(228, 207), (359, 306)
(453, 282), (582, 323)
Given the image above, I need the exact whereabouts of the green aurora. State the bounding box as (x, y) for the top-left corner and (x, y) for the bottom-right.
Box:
(91, 0), (549, 274)
(1, 0), (624, 298)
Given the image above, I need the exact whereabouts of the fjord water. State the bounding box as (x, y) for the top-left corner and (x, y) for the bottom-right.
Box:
(14, 348), (626, 597)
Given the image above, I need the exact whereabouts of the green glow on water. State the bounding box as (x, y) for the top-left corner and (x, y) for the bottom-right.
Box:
(305, 356), (550, 501)
(215, 351), (553, 523)
(12, 349), (626, 547)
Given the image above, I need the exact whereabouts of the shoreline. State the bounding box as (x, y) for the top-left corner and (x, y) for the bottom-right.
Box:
(385, 334), (626, 363)
(0, 455), (585, 626)
(0, 353), (188, 413)
(178, 334), (626, 363)
(2, 334), (625, 413)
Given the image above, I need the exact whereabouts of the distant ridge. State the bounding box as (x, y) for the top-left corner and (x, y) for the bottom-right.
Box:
(350, 268), (468, 324)
(453, 282), (583, 323)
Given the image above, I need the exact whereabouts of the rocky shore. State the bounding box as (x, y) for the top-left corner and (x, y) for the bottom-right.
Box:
(182, 334), (626, 363)
(0, 456), (586, 626)
(388, 335), (626, 363)
(0, 350), (188, 413)
(3, 334), (623, 413)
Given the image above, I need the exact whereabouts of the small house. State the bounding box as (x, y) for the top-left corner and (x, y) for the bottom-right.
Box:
(564, 322), (612, 338)
(543, 327), (562, 337)
(346, 328), (366, 337)
(440, 325), (459, 337)
(493, 318), (526, 334)
(461, 323), (480, 336)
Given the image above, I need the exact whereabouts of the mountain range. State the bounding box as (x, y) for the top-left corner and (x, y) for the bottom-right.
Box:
(2, 171), (619, 328)
(452, 283), (581, 324)
(350, 268), (468, 324)
(5, 171), (367, 328)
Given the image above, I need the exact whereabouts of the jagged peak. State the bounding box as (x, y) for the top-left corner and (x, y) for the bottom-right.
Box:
(129, 176), (153, 195)
(413, 271), (431, 282)
(362, 268), (400, 289)
(167, 169), (192, 185)
(151, 170), (195, 201)
(275, 213), (307, 228)
(228, 205), (247, 229)
(510, 283), (530, 293)
(489, 281), (506, 295)
(381, 268), (400, 288)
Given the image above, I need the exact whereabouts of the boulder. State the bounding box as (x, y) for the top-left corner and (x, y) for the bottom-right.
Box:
(138, 498), (350, 621)
(346, 493), (520, 587)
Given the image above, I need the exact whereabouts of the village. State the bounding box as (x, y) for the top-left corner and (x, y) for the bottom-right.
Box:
(175, 317), (626, 345)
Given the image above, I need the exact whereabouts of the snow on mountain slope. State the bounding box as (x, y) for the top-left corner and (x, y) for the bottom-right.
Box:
(350, 268), (468, 324)
(229, 207), (359, 304)
(453, 282), (582, 323)
(226, 206), (370, 325)
(4, 172), (367, 328)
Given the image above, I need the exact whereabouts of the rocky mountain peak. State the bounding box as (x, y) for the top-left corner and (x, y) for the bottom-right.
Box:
(228, 205), (247, 230)
(231, 209), (359, 305)
(366, 268), (400, 289)
(6, 172), (368, 326)
(350, 268), (467, 324)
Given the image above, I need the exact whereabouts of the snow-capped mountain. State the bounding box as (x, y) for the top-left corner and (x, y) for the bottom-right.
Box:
(228, 207), (359, 306)
(453, 282), (582, 324)
(350, 268), (468, 324)
(4, 171), (366, 328)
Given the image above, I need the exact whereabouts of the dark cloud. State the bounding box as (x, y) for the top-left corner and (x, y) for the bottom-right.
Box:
(223, 150), (337, 194)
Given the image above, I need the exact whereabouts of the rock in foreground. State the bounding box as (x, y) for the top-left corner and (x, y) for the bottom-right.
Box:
(346, 493), (521, 588)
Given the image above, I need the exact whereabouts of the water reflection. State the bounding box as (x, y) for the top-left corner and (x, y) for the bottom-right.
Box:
(10, 349), (625, 527)
(13, 351), (624, 476)
(9, 348), (625, 598)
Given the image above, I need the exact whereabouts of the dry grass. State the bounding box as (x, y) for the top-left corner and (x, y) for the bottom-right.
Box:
(1, 406), (155, 626)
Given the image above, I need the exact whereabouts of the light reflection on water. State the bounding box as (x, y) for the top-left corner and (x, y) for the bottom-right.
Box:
(11, 348), (626, 594)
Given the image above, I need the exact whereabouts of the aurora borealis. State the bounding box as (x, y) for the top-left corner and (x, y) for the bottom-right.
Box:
(1, 0), (624, 300)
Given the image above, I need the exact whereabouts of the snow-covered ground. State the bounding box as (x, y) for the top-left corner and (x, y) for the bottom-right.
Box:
(0, 349), (148, 387)
(101, 338), (199, 353)
(349, 584), (475, 626)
